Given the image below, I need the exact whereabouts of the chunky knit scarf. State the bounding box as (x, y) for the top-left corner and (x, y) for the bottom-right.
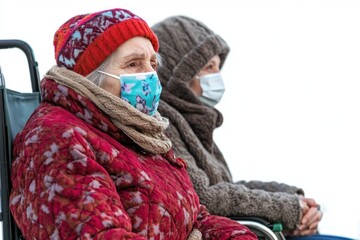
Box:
(45, 66), (172, 155)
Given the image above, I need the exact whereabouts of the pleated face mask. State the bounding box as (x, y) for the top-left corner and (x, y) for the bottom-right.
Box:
(98, 70), (162, 116)
(198, 72), (225, 107)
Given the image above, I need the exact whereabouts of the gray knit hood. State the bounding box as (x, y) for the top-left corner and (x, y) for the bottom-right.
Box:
(152, 16), (230, 151)
(152, 15), (230, 103)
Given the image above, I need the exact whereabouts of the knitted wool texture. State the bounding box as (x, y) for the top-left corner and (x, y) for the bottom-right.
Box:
(152, 16), (229, 151)
(45, 66), (172, 155)
(54, 8), (159, 76)
(152, 15), (229, 103)
(152, 16), (304, 231)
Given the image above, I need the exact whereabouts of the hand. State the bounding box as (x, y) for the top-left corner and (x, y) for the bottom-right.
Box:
(291, 197), (323, 236)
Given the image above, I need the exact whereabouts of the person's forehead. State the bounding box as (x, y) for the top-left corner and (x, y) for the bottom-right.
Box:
(114, 37), (156, 58)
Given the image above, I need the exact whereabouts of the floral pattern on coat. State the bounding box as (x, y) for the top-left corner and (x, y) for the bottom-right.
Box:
(10, 78), (257, 240)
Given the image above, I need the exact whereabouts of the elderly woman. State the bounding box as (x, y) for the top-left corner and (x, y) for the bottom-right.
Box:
(152, 15), (353, 240)
(9, 8), (257, 240)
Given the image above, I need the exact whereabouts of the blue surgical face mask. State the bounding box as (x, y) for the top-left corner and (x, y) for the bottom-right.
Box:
(97, 70), (162, 116)
(197, 72), (225, 107)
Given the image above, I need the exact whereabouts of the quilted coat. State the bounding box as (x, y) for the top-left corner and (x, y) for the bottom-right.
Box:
(9, 67), (257, 240)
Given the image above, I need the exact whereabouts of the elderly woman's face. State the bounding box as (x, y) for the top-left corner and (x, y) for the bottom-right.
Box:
(190, 55), (221, 96)
(101, 37), (158, 96)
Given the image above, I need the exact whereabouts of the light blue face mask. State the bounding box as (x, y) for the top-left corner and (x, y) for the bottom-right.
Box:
(97, 70), (162, 116)
(198, 72), (225, 107)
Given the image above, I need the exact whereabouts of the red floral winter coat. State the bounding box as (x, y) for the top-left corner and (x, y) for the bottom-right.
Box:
(10, 75), (257, 240)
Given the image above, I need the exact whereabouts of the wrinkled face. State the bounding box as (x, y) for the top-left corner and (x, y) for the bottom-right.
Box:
(101, 37), (158, 97)
(190, 55), (221, 96)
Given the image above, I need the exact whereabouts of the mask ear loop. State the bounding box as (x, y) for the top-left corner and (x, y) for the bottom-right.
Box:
(97, 70), (119, 80)
(189, 75), (201, 89)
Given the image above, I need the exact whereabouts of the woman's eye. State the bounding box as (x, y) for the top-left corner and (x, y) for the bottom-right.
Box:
(151, 62), (158, 70)
(206, 64), (214, 71)
(202, 63), (213, 72)
(128, 62), (137, 68)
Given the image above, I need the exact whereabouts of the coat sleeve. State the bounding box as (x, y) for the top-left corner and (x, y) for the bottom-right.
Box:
(196, 205), (257, 240)
(10, 122), (146, 240)
(235, 179), (304, 195)
(165, 122), (301, 231)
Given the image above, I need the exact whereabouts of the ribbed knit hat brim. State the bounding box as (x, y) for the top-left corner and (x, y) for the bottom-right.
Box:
(54, 8), (158, 76)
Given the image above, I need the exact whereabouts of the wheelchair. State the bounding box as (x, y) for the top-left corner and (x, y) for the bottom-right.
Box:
(0, 39), (41, 240)
(0, 39), (285, 240)
(232, 216), (285, 240)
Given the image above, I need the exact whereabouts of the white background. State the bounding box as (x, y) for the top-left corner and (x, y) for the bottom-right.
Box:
(1, 0), (359, 239)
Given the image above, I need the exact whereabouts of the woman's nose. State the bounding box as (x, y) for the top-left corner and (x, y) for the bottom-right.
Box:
(143, 64), (155, 73)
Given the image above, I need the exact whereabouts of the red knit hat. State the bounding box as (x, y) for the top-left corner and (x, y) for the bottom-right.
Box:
(54, 8), (159, 76)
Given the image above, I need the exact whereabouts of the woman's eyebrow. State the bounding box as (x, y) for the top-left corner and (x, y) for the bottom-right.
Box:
(121, 52), (147, 62)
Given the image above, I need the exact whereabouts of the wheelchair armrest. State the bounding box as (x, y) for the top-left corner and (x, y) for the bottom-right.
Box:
(230, 216), (286, 240)
(230, 216), (283, 232)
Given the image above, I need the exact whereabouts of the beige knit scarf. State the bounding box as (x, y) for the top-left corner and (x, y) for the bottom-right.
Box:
(45, 66), (172, 155)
